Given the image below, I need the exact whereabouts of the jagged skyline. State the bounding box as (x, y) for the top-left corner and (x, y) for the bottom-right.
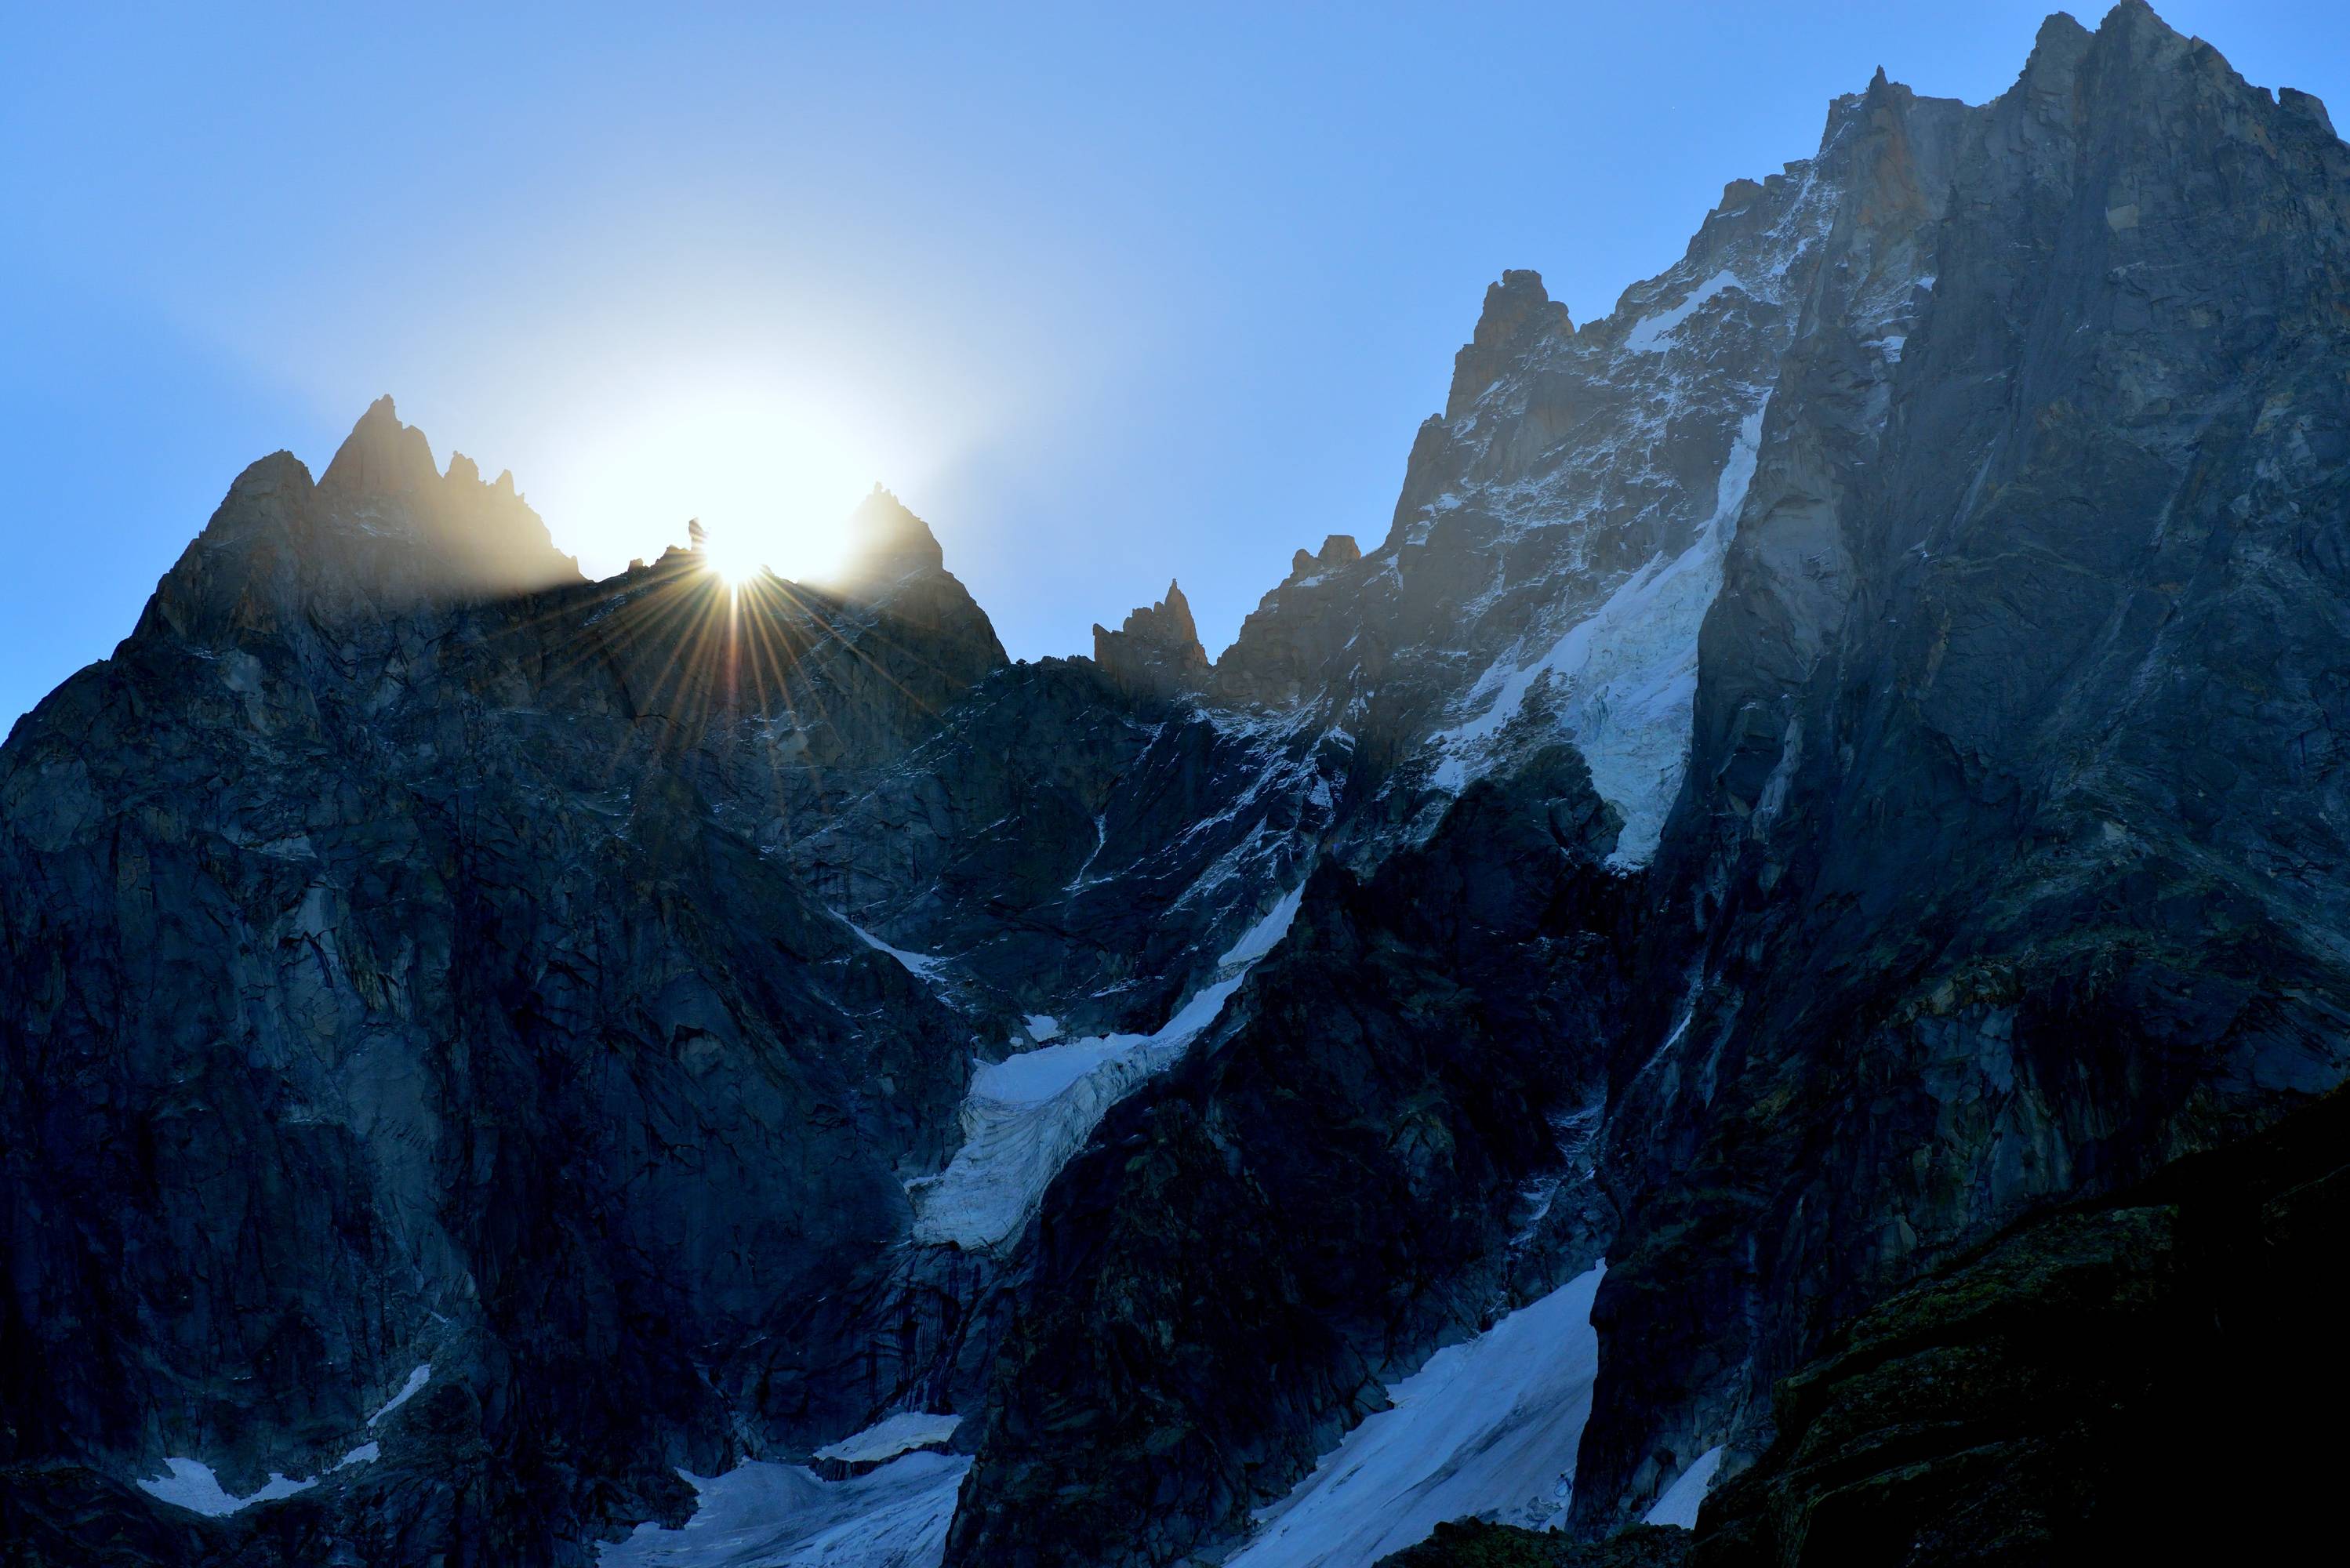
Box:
(4, 1), (2345, 737)
(6, 5), (2348, 1562)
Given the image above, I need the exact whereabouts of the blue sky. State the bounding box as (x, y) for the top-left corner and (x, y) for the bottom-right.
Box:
(5, 2), (2343, 729)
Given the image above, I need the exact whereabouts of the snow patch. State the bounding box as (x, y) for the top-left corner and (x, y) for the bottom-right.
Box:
(812, 1413), (961, 1466)
(844, 920), (947, 982)
(137, 1457), (316, 1517)
(1219, 881), (1306, 967)
(598, 1450), (968, 1568)
(1643, 1445), (1725, 1529)
(909, 886), (1304, 1251)
(1624, 270), (1745, 353)
(1022, 1014), (1059, 1043)
(1229, 1266), (1606, 1566)
(336, 1442), (381, 1470)
(1428, 401), (1769, 868)
(370, 1362), (430, 1425)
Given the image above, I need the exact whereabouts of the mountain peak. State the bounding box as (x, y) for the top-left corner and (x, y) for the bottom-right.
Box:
(320, 393), (439, 501)
(1092, 579), (1209, 700)
(1287, 534), (1362, 581)
(1159, 579), (1197, 633)
(279, 397), (581, 602)
(2015, 9), (2095, 96)
(833, 485), (946, 586)
(1447, 270), (1574, 422)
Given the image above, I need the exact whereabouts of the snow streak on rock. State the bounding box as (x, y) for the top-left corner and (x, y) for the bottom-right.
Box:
(1430, 402), (1768, 866)
(908, 886), (1305, 1252)
(842, 920), (950, 982)
(1226, 1266), (1605, 1566)
(1354, 126), (1870, 871)
(369, 1362), (430, 1425)
(136, 1457), (318, 1517)
(1641, 1445), (1724, 1529)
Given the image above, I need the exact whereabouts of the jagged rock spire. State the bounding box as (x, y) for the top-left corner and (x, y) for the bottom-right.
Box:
(831, 483), (946, 586)
(152, 397), (580, 642)
(1446, 270), (1573, 422)
(1092, 579), (1210, 700)
(1287, 534), (1361, 580)
(319, 394), (440, 501)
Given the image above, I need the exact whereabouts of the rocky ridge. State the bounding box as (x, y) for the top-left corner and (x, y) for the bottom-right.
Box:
(4, 6), (2348, 1566)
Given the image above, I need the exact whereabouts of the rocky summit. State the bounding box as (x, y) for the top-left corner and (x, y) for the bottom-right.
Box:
(5, 5), (2348, 1566)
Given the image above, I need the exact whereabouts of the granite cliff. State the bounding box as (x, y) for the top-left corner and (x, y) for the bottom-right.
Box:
(4, 5), (2346, 1566)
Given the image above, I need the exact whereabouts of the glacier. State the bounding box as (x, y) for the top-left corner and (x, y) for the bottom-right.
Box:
(811, 1413), (961, 1467)
(597, 1450), (968, 1568)
(1226, 1265), (1605, 1567)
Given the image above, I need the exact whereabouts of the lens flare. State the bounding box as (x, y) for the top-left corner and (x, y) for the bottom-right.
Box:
(536, 370), (877, 585)
(699, 525), (768, 586)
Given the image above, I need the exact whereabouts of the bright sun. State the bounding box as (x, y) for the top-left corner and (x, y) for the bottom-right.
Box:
(537, 370), (881, 586)
(700, 526), (768, 586)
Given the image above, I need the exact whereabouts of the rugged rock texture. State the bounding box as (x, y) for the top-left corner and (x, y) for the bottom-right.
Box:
(1211, 87), (1909, 862)
(791, 657), (1346, 1045)
(1691, 1084), (2350, 1566)
(1289, 533), (1360, 582)
(0, 405), (1011, 1562)
(5, 7), (2348, 1567)
(1579, 2), (2350, 1526)
(1091, 580), (1211, 701)
(944, 749), (1632, 1568)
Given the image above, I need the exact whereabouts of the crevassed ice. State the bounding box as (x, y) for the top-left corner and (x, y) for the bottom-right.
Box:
(908, 884), (1305, 1252)
(1228, 1265), (1606, 1567)
(598, 1450), (968, 1568)
(1429, 401), (1769, 868)
(1642, 1444), (1725, 1529)
(812, 1412), (961, 1465)
(137, 1457), (317, 1517)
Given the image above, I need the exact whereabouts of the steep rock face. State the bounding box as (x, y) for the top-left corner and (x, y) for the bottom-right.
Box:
(0, 400), (1367, 1567)
(0, 407), (1014, 1561)
(1211, 86), (1945, 866)
(936, 7), (2350, 1559)
(1580, 1), (2350, 1529)
(1091, 580), (1211, 701)
(5, 7), (2349, 1567)
(945, 749), (1633, 1568)
(794, 674), (1343, 1043)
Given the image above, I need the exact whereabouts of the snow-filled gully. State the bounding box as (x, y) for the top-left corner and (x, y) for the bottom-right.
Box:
(906, 881), (1306, 1252)
(1228, 1266), (1606, 1567)
(600, 1267), (1623, 1568)
(1428, 400), (1769, 869)
(599, 1449), (969, 1568)
(608, 862), (1711, 1565)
